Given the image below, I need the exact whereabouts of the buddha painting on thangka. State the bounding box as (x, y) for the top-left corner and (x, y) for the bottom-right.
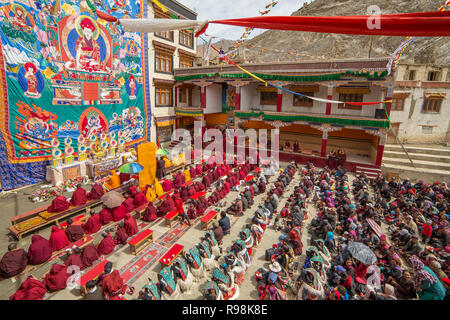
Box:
(0, 0), (148, 190)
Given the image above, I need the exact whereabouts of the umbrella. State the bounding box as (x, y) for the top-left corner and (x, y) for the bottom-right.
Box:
(156, 148), (169, 155)
(118, 162), (144, 174)
(347, 241), (377, 265)
(366, 218), (384, 238)
(101, 191), (125, 208)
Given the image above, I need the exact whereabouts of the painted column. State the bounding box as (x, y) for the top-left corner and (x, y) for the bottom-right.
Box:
(174, 87), (178, 108)
(375, 134), (386, 166)
(277, 88), (283, 113)
(201, 85), (206, 109)
(326, 85), (333, 115)
(235, 86), (241, 111)
(384, 84), (394, 117)
(321, 129), (328, 157)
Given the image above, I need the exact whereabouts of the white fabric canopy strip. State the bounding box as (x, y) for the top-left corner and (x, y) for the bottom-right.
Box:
(120, 18), (208, 33)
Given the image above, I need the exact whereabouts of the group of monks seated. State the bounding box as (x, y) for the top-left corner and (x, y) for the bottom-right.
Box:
(281, 140), (300, 153)
(227, 175), (267, 216)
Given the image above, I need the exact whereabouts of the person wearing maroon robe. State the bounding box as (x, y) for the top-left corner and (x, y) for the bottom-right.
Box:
(180, 187), (188, 202)
(100, 262), (126, 299)
(49, 226), (70, 251)
(112, 204), (127, 222)
(64, 247), (84, 270)
(187, 186), (195, 198)
(190, 166), (196, 179)
(123, 213), (138, 237)
(172, 190), (181, 201)
(97, 232), (115, 256)
(198, 181), (206, 191)
(175, 198), (184, 214)
(142, 202), (157, 222)
(123, 196), (135, 213)
(259, 180), (266, 194)
(158, 195), (175, 217)
(82, 212), (102, 234)
(10, 276), (47, 300)
(114, 222), (128, 245)
(27, 235), (52, 265)
(65, 218), (85, 242)
(187, 204), (196, 219)
(47, 194), (70, 213)
(129, 186), (137, 196)
(202, 175), (211, 189)
(224, 181), (231, 194)
(87, 183), (104, 201)
(248, 184), (255, 198)
(133, 189), (147, 208)
(162, 179), (172, 192)
(43, 264), (70, 292)
(0, 243), (27, 278)
(81, 245), (99, 269)
(70, 184), (87, 206)
(99, 205), (113, 225)
(119, 172), (131, 184)
(195, 164), (202, 176)
(239, 169), (245, 181)
(173, 172), (184, 189)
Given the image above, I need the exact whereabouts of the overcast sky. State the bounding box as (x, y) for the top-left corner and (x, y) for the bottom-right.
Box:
(178, 0), (310, 41)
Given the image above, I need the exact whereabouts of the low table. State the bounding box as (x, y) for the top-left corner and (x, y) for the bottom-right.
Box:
(159, 244), (184, 268)
(200, 210), (219, 230)
(190, 191), (206, 200)
(164, 211), (180, 228)
(59, 214), (87, 229)
(80, 260), (110, 296)
(128, 229), (154, 255)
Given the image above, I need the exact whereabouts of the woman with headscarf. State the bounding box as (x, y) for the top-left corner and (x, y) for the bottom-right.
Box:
(10, 275), (47, 300)
(142, 202), (158, 222)
(43, 264), (70, 292)
(82, 211), (102, 234)
(123, 213), (138, 237)
(104, 170), (120, 190)
(97, 232), (116, 256)
(99, 205), (113, 225)
(27, 235), (52, 265)
(87, 183), (104, 201)
(81, 245), (99, 269)
(410, 255), (446, 300)
(49, 226), (70, 252)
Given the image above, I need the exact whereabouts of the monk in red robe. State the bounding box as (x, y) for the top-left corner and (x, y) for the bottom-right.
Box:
(175, 198), (184, 214)
(100, 262), (126, 299)
(0, 243), (27, 279)
(122, 196), (135, 213)
(173, 171), (185, 189)
(195, 164), (202, 176)
(43, 264), (70, 292)
(114, 222), (129, 245)
(133, 188), (147, 208)
(81, 245), (99, 269)
(10, 276), (47, 300)
(65, 218), (85, 242)
(190, 166), (196, 179)
(87, 183), (104, 201)
(142, 202), (157, 222)
(123, 213), (138, 237)
(119, 172), (131, 184)
(70, 184), (87, 206)
(47, 193), (70, 213)
(27, 235), (52, 265)
(99, 205), (113, 225)
(112, 204), (127, 222)
(162, 179), (172, 192)
(49, 226), (70, 251)
(157, 195), (175, 217)
(64, 247), (84, 270)
(202, 175), (211, 189)
(224, 181), (231, 194)
(180, 186), (189, 202)
(97, 232), (115, 256)
(82, 211), (102, 234)
(187, 204), (196, 219)
(187, 186), (195, 198)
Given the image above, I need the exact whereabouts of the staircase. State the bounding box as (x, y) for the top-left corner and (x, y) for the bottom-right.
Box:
(382, 144), (450, 183)
(356, 165), (382, 180)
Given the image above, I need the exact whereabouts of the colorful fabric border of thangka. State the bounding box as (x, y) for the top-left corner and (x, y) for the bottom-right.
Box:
(175, 107), (204, 117)
(234, 111), (391, 129)
(0, 0), (150, 190)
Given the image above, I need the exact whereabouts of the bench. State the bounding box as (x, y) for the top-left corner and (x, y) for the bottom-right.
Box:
(128, 229), (154, 255)
(80, 260), (110, 296)
(200, 210), (219, 230)
(159, 243), (184, 268)
(10, 205), (48, 225)
(59, 214), (87, 229)
(253, 168), (261, 173)
(164, 211), (180, 228)
(245, 175), (254, 182)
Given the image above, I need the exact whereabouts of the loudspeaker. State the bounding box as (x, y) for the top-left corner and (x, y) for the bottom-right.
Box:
(375, 109), (386, 119)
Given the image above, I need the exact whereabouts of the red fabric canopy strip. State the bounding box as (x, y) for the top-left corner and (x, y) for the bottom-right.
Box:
(346, 101), (386, 106)
(196, 11), (450, 37)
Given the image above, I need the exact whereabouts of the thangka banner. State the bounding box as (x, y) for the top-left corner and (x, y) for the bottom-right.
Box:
(0, 0), (150, 190)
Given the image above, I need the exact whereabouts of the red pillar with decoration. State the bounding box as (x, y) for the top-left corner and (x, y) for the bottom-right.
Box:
(235, 86), (241, 111)
(325, 85), (333, 115)
(375, 133), (386, 166)
(201, 86), (206, 109)
(321, 130), (328, 157)
(276, 89), (282, 113)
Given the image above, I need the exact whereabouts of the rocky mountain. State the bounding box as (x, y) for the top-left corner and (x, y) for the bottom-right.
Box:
(197, 0), (450, 66)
